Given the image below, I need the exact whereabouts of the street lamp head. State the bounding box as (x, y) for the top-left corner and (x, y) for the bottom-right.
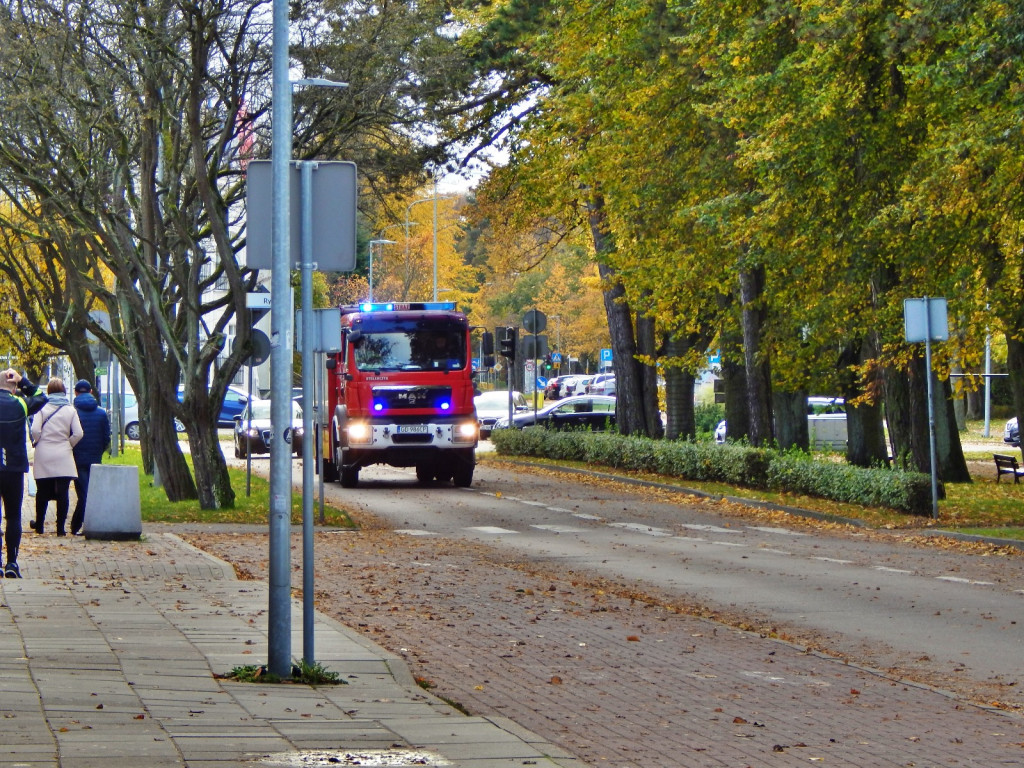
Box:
(293, 77), (349, 89)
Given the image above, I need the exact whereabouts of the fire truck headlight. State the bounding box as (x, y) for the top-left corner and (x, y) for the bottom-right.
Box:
(454, 421), (478, 443)
(347, 422), (372, 443)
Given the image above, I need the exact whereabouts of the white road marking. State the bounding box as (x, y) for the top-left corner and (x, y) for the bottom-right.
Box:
(936, 576), (994, 586)
(812, 557), (853, 564)
(464, 526), (519, 535)
(747, 526), (807, 536)
(531, 525), (586, 534)
(873, 566), (913, 574)
(608, 522), (673, 537)
(394, 529), (438, 536)
(681, 523), (739, 534)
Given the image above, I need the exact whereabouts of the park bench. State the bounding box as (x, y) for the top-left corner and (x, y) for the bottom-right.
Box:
(993, 453), (1024, 484)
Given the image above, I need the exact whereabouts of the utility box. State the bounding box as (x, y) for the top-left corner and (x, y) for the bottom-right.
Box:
(83, 464), (142, 541)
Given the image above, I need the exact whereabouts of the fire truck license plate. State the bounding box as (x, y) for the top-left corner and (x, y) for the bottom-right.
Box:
(396, 424), (430, 434)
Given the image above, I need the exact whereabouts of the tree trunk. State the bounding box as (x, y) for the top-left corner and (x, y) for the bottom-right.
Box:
(739, 265), (772, 447)
(586, 193), (655, 437)
(838, 336), (888, 467)
(883, 360), (913, 469)
(888, 354), (970, 483)
(663, 335), (695, 440)
(636, 313), (663, 438)
(773, 389), (808, 451)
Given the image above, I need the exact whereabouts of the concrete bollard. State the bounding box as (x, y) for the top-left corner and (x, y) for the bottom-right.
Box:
(83, 464), (142, 541)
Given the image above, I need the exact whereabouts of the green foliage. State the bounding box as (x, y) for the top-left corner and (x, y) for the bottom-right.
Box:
(221, 661), (344, 686)
(694, 402), (724, 434)
(492, 429), (935, 515)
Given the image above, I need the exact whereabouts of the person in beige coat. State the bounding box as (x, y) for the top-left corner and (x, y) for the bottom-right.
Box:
(30, 378), (84, 536)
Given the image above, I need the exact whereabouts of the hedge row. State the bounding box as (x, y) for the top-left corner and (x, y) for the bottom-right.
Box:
(489, 428), (935, 515)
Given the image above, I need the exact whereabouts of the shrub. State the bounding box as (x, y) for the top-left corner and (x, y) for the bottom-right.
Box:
(491, 428), (935, 515)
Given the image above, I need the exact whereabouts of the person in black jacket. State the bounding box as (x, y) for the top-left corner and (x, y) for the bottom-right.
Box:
(71, 380), (110, 535)
(0, 368), (47, 577)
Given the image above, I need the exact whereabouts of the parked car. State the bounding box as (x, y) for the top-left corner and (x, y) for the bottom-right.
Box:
(475, 390), (529, 438)
(492, 395), (617, 432)
(234, 399), (304, 458)
(558, 376), (581, 398)
(178, 384), (263, 428)
(589, 373), (616, 397)
(713, 396), (847, 448)
(544, 376), (568, 400)
(572, 376), (593, 396)
(1005, 417), (1020, 448)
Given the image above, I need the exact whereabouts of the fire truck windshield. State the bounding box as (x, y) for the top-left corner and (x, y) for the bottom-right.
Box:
(352, 319), (467, 372)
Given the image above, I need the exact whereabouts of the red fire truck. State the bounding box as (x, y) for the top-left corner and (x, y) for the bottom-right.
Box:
(322, 302), (481, 488)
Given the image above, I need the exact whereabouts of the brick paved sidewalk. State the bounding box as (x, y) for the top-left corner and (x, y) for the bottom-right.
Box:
(192, 528), (1024, 768)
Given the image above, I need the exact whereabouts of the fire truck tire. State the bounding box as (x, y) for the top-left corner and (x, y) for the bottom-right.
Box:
(415, 464), (433, 484)
(452, 462), (473, 488)
(340, 465), (360, 488)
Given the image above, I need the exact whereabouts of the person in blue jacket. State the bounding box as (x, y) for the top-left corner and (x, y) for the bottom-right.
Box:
(71, 380), (110, 536)
(0, 368), (47, 577)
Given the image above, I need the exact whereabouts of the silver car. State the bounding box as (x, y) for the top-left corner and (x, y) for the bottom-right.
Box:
(475, 390), (528, 438)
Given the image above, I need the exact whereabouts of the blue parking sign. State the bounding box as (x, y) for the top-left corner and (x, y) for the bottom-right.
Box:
(600, 348), (613, 363)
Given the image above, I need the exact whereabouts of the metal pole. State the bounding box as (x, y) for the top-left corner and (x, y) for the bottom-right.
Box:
(268, 0), (293, 678)
(368, 241), (375, 302)
(300, 160), (316, 666)
(317, 351), (325, 525)
(246, 345), (253, 496)
(984, 331), (992, 438)
(924, 299), (939, 520)
(432, 177), (438, 302)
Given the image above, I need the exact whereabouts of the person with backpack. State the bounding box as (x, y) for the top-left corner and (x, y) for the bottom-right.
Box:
(71, 380), (110, 536)
(30, 378), (83, 537)
(0, 368), (48, 577)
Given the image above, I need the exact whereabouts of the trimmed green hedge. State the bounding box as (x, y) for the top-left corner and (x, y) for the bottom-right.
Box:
(490, 428), (936, 515)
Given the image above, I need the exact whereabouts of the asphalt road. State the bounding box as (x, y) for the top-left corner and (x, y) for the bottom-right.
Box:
(322, 457), (1024, 707)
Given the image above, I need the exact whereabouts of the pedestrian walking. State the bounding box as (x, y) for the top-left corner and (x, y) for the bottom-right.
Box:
(30, 378), (83, 537)
(0, 368), (47, 578)
(71, 379), (110, 536)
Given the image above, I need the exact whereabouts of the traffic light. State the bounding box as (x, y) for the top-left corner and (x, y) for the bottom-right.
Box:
(543, 353), (553, 371)
(499, 326), (517, 359)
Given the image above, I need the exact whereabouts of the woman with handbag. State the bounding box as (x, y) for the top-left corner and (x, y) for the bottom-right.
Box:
(30, 378), (84, 536)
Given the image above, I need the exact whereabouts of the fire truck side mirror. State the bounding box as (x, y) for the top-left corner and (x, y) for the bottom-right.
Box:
(325, 358), (337, 370)
(347, 330), (363, 346)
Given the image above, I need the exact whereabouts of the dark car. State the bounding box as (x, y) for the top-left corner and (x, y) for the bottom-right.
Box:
(234, 399), (304, 458)
(492, 394), (617, 432)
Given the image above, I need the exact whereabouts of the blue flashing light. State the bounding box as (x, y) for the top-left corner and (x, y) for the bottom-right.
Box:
(440, 401), (451, 411)
(373, 401), (385, 412)
(358, 301), (455, 313)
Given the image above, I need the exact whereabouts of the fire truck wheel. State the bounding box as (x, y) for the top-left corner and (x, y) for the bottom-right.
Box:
(453, 462), (474, 488)
(415, 464), (433, 484)
(340, 465), (360, 488)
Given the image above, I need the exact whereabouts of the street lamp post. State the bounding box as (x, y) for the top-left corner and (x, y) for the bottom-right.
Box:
(367, 239), (395, 302)
(268, 52), (347, 675)
(405, 190), (457, 302)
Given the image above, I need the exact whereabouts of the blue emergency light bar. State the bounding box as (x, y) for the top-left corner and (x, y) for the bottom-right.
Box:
(358, 301), (456, 312)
